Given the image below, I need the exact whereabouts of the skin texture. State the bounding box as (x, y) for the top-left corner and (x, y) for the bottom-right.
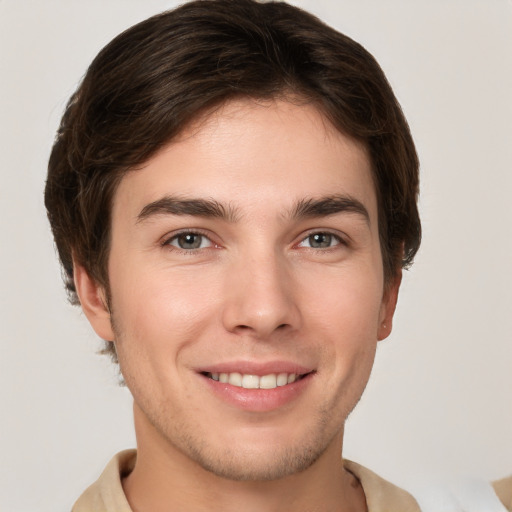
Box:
(75, 99), (400, 512)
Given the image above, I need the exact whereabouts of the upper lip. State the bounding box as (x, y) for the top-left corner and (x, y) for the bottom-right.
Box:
(196, 361), (314, 376)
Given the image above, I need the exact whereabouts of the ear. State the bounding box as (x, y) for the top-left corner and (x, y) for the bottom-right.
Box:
(377, 270), (402, 341)
(73, 262), (115, 342)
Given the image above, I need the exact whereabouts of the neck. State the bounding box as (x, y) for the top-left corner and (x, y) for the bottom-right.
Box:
(122, 406), (367, 512)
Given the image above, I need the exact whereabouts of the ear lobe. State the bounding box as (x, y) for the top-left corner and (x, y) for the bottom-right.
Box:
(73, 262), (115, 342)
(377, 271), (402, 341)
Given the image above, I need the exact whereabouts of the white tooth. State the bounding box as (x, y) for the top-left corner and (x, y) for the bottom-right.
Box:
(211, 373), (219, 381)
(219, 373), (229, 383)
(228, 372), (242, 387)
(277, 373), (288, 386)
(242, 374), (260, 389)
(259, 374), (277, 389)
(287, 373), (297, 384)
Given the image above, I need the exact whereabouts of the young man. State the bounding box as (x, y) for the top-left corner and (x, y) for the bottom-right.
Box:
(45, 0), (425, 510)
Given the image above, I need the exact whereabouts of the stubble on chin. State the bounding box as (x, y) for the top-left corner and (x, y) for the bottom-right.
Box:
(139, 399), (345, 483)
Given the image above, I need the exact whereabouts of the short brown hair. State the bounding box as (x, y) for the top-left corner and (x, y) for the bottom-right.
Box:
(46, 0), (420, 322)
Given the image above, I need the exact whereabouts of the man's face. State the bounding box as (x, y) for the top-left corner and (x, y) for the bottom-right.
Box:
(81, 99), (399, 481)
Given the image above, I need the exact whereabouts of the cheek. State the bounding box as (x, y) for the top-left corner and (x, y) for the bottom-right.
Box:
(109, 268), (222, 403)
(303, 265), (384, 333)
(109, 262), (221, 354)
(300, 263), (383, 371)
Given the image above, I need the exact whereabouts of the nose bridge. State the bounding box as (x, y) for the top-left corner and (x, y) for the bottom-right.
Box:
(221, 245), (300, 338)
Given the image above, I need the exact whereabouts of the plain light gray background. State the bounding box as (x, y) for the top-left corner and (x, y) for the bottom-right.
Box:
(1, 1), (511, 510)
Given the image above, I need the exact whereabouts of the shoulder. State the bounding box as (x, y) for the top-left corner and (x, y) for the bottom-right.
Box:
(71, 450), (136, 512)
(411, 475), (511, 512)
(344, 460), (421, 512)
(493, 475), (512, 511)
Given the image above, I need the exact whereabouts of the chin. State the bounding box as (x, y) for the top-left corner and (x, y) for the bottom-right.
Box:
(186, 437), (330, 482)
(159, 414), (341, 482)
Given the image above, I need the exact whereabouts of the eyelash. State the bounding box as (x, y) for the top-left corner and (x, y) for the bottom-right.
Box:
(162, 230), (217, 253)
(161, 229), (347, 253)
(297, 231), (345, 250)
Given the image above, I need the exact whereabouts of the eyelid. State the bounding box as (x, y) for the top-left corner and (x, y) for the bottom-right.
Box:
(295, 229), (348, 249)
(160, 228), (219, 250)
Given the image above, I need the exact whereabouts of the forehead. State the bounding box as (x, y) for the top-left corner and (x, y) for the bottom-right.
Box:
(113, 98), (376, 221)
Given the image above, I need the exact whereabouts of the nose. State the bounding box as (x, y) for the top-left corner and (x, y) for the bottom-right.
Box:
(221, 251), (301, 339)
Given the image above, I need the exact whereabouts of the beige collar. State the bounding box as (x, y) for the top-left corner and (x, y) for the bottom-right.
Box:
(73, 450), (421, 512)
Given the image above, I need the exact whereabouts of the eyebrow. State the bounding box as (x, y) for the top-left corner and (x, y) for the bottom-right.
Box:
(289, 195), (370, 225)
(136, 194), (369, 225)
(137, 196), (239, 223)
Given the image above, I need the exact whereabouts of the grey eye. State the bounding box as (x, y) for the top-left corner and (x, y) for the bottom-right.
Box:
(169, 233), (210, 250)
(297, 232), (343, 249)
(307, 233), (334, 248)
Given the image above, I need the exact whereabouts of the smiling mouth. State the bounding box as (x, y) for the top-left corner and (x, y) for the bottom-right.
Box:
(202, 371), (311, 390)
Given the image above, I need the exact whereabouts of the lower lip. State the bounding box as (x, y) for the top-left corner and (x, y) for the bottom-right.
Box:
(201, 373), (314, 412)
